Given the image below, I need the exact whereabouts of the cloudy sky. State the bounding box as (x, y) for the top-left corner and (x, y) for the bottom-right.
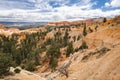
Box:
(0, 0), (120, 22)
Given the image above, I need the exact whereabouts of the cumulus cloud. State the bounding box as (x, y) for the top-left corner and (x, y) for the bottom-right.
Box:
(0, 7), (120, 22)
(0, 0), (35, 10)
(105, 0), (120, 8)
(0, 0), (120, 22)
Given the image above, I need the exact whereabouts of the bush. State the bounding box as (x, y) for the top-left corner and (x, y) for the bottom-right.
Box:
(20, 64), (25, 69)
(89, 27), (93, 32)
(95, 25), (98, 31)
(77, 35), (81, 41)
(47, 44), (60, 70)
(81, 55), (89, 62)
(14, 68), (21, 73)
(47, 44), (60, 58)
(25, 61), (36, 71)
(63, 29), (69, 46)
(79, 41), (88, 50)
(103, 18), (107, 23)
(73, 36), (76, 42)
(74, 47), (79, 52)
(0, 53), (12, 76)
(98, 47), (110, 55)
(83, 23), (87, 36)
(49, 57), (58, 71)
(66, 42), (74, 57)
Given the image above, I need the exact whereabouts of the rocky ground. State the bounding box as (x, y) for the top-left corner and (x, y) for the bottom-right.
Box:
(1, 16), (120, 80)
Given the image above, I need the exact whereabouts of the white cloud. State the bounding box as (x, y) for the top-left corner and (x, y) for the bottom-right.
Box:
(0, 0), (119, 22)
(0, 7), (120, 22)
(28, 0), (36, 3)
(105, 0), (120, 8)
(0, 0), (34, 10)
(105, 2), (110, 7)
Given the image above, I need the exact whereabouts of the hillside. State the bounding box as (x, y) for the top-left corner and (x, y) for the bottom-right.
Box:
(54, 19), (120, 80)
(0, 16), (120, 80)
(43, 16), (120, 80)
(47, 18), (104, 27)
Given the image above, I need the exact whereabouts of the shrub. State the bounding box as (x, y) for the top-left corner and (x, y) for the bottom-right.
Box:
(0, 53), (12, 76)
(66, 42), (74, 57)
(73, 36), (76, 42)
(81, 55), (89, 62)
(14, 68), (21, 73)
(74, 47), (79, 52)
(20, 64), (25, 69)
(83, 23), (87, 36)
(63, 29), (69, 46)
(89, 27), (93, 32)
(49, 57), (58, 71)
(98, 47), (110, 55)
(24, 61), (36, 72)
(47, 44), (60, 71)
(46, 44), (60, 58)
(103, 18), (107, 23)
(95, 25), (98, 31)
(79, 41), (88, 50)
(77, 35), (81, 41)
(111, 24), (114, 26)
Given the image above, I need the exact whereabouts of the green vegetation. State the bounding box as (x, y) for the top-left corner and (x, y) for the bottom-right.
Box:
(0, 53), (13, 76)
(74, 40), (88, 52)
(83, 23), (87, 36)
(24, 61), (36, 71)
(73, 36), (76, 42)
(14, 68), (21, 73)
(95, 25), (98, 31)
(79, 41), (88, 50)
(66, 42), (74, 57)
(0, 31), (49, 75)
(89, 27), (93, 33)
(103, 18), (107, 23)
(81, 47), (110, 62)
(63, 29), (69, 46)
(47, 44), (60, 71)
(0, 25), (89, 75)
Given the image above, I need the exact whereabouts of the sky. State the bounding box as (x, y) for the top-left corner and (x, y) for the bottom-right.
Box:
(0, 0), (120, 22)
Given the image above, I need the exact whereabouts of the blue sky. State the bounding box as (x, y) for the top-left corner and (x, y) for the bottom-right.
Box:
(0, 0), (120, 22)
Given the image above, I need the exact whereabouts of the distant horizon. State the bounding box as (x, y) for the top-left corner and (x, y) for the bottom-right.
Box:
(0, 15), (116, 23)
(0, 22), (47, 27)
(0, 21), (48, 23)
